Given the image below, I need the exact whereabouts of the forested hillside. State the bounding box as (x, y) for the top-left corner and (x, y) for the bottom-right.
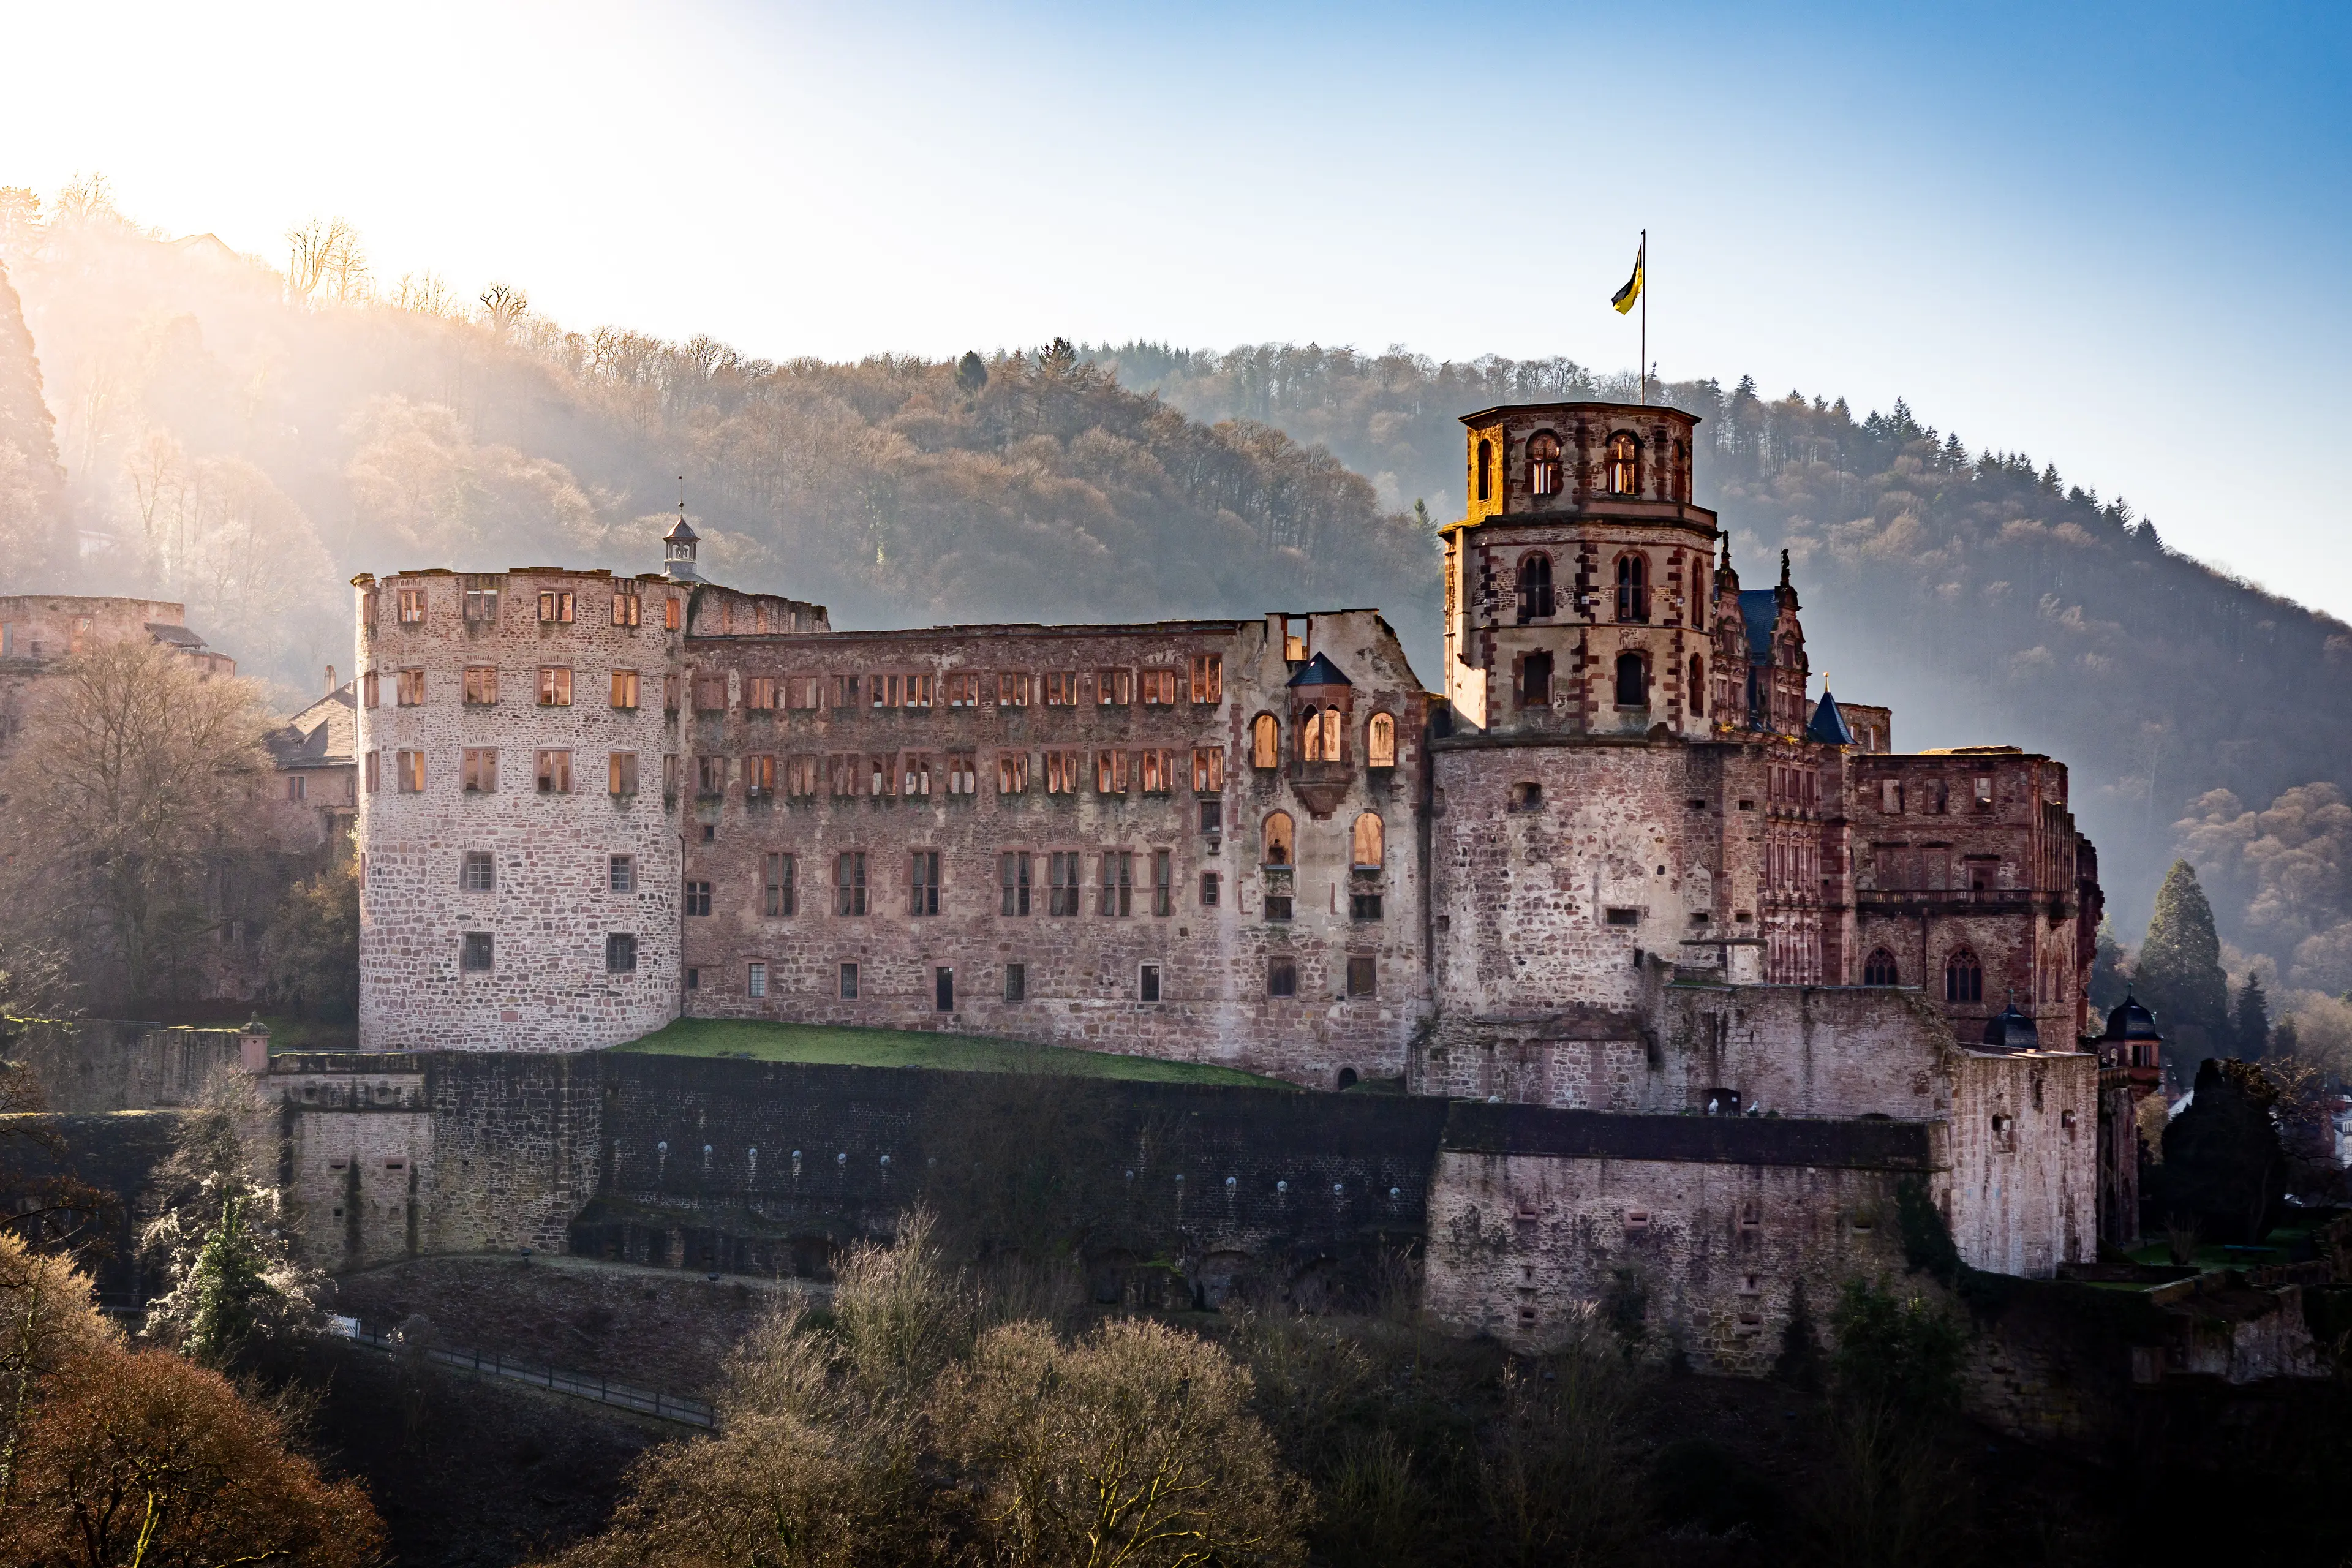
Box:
(3, 181), (2348, 1016)
(1094, 343), (2352, 988)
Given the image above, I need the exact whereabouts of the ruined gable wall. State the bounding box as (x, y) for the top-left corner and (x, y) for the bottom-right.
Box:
(677, 611), (1429, 1087)
(355, 570), (685, 1052)
(1946, 1048), (2099, 1276)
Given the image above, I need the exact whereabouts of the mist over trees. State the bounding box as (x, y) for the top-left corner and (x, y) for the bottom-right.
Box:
(1090, 342), (2352, 1019)
(2, 178), (2348, 1032)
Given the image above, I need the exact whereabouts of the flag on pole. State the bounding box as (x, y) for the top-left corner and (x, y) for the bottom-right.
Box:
(1611, 238), (1645, 315)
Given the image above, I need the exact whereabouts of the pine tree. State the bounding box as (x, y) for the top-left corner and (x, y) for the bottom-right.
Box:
(2136, 861), (2232, 1072)
(186, 1196), (276, 1370)
(2088, 916), (2129, 1014)
(2233, 974), (2271, 1061)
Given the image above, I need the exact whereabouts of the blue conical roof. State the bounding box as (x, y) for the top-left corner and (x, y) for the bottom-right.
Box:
(1286, 652), (1352, 687)
(1806, 691), (1854, 746)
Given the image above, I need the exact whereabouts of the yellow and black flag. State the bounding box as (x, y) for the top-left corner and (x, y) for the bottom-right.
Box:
(1611, 236), (1645, 315)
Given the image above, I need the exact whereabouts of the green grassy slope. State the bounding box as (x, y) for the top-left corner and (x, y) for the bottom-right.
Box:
(607, 1017), (1293, 1088)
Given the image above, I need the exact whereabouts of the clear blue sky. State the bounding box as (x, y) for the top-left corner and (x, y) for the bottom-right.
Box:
(6, 1), (2348, 616)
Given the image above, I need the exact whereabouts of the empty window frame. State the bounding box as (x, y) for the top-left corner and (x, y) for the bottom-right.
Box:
(835, 852), (867, 916)
(946, 753), (976, 795)
(1521, 651), (1553, 710)
(396, 668), (425, 706)
(538, 589), (575, 624)
(461, 850), (496, 891)
(1095, 749), (1130, 796)
(609, 750), (638, 796)
(1189, 653), (1222, 703)
(684, 880), (712, 916)
(1096, 668), (1133, 706)
(536, 749), (571, 793)
(786, 676), (823, 711)
(1098, 851), (1134, 916)
(609, 854), (636, 893)
(397, 750), (426, 793)
(944, 672), (981, 707)
(1139, 669), (1178, 704)
(1000, 851), (1031, 915)
(462, 747), (498, 794)
(830, 674), (858, 708)
(1352, 812), (1385, 869)
(464, 665), (497, 706)
(1043, 672), (1080, 707)
(910, 850), (941, 916)
(745, 754), (777, 797)
(1606, 431), (1640, 494)
(1299, 707), (1341, 763)
(612, 590), (641, 627)
(1251, 714), (1280, 770)
(744, 675), (776, 711)
(998, 752), (1031, 794)
(1193, 747), (1224, 793)
(827, 754), (859, 798)
(698, 756), (726, 796)
(1945, 948), (1984, 1004)
(461, 931), (494, 971)
(1045, 751), (1081, 796)
(998, 672), (1031, 706)
(664, 597), (682, 630)
(465, 577), (499, 621)
(1138, 748), (1170, 794)
(764, 853), (796, 916)
(1261, 811), (1294, 865)
(398, 587), (428, 624)
(362, 670), (379, 709)
(364, 752), (380, 793)
(1615, 552), (1651, 622)
(901, 754), (933, 797)
(1366, 714), (1396, 768)
(539, 666), (573, 706)
(1613, 651), (1648, 708)
(1048, 851), (1082, 916)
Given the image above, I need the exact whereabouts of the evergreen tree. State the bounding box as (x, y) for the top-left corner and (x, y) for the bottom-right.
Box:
(2233, 974), (2271, 1061)
(2088, 916), (2129, 1014)
(2136, 861), (2232, 1073)
(186, 1194), (277, 1369)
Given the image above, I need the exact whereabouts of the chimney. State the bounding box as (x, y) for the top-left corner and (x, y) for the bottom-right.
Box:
(325, 664), (336, 695)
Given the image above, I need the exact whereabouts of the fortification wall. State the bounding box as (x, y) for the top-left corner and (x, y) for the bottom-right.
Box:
(1422, 1103), (1931, 1373)
(1414, 974), (1958, 1123)
(12, 1019), (251, 1114)
(1946, 1048), (2100, 1275)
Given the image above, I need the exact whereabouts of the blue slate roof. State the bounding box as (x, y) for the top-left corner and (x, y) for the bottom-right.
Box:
(1807, 691), (1854, 746)
(1737, 589), (1778, 662)
(1286, 652), (1352, 687)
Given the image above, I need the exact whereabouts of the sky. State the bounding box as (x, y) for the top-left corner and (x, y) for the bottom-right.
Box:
(5, 0), (2350, 617)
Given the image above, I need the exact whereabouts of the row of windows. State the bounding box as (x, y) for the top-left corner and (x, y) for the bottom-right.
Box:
(1473, 430), (1689, 504)
(1249, 711), (1398, 768)
(382, 582), (687, 631)
(366, 665), (653, 710)
(1858, 946), (1986, 1003)
(1510, 552), (1684, 627)
(1517, 650), (1705, 714)
(459, 933), (1377, 1006)
(1872, 776), (1997, 815)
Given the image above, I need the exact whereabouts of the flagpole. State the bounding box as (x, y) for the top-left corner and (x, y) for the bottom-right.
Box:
(1639, 228), (1648, 406)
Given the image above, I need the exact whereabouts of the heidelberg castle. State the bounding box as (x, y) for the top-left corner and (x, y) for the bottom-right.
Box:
(351, 398), (2103, 1082)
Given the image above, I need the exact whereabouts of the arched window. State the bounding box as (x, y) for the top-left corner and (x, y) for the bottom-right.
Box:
(1689, 655), (1705, 718)
(1262, 811), (1294, 865)
(1615, 552), (1649, 622)
(1352, 812), (1384, 868)
(1521, 650), (1553, 709)
(1300, 707), (1340, 762)
(1528, 431), (1562, 496)
(1476, 439), (1493, 502)
(1607, 431), (1640, 494)
(1366, 712), (1396, 768)
(1945, 948), (1983, 1004)
(1614, 650), (1648, 708)
(1864, 948), (1900, 986)
(1251, 713), (1280, 769)
(1517, 552), (1553, 620)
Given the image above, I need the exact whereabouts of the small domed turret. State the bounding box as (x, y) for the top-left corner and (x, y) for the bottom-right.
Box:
(1981, 1001), (2041, 1052)
(663, 513), (700, 582)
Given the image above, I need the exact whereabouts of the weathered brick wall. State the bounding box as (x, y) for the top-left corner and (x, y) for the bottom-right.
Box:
(355, 569), (690, 1052)
(677, 609), (1428, 1087)
(1946, 1048), (2100, 1275)
(1415, 971), (1961, 1123)
(1421, 1103), (1928, 1373)
(12, 1020), (249, 1113)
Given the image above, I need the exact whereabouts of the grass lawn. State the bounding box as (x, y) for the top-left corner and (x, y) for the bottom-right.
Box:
(609, 1016), (1293, 1089)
